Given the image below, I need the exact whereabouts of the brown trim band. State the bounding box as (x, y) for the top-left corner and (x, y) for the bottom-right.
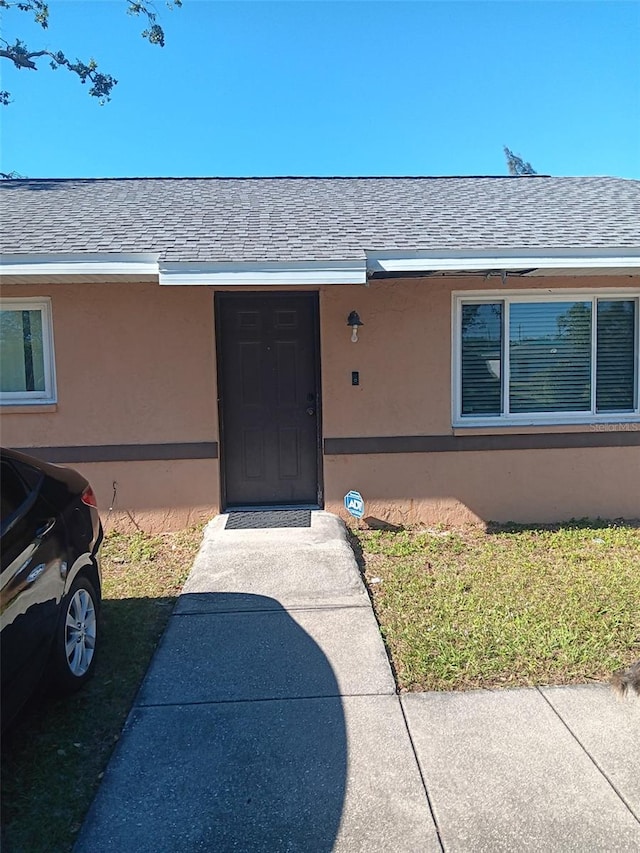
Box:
(324, 431), (640, 455)
(11, 442), (219, 463)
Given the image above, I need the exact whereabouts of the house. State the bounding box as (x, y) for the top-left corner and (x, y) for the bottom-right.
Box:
(1, 176), (639, 531)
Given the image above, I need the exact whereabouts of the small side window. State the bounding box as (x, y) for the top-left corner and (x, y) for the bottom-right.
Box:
(0, 460), (31, 532)
(0, 299), (56, 405)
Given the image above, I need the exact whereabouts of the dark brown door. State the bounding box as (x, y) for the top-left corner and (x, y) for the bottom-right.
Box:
(217, 293), (321, 508)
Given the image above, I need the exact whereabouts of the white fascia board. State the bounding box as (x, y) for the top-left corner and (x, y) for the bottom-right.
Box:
(367, 248), (640, 275)
(523, 266), (640, 277)
(0, 252), (159, 277)
(159, 260), (367, 286)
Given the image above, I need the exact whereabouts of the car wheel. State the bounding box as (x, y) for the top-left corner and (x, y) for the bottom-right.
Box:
(50, 574), (99, 693)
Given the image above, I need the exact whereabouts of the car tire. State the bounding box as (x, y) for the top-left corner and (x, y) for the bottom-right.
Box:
(50, 574), (99, 694)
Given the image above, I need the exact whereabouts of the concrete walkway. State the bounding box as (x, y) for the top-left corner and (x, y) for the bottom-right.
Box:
(76, 512), (640, 852)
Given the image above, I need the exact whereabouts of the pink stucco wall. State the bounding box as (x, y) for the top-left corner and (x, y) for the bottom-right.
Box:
(323, 447), (640, 526)
(319, 275), (640, 525)
(2, 282), (218, 445)
(2, 275), (639, 530)
(1, 282), (220, 530)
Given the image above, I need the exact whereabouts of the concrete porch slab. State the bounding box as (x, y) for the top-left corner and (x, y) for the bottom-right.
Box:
(138, 603), (395, 706)
(402, 688), (640, 852)
(178, 511), (370, 611)
(74, 695), (441, 853)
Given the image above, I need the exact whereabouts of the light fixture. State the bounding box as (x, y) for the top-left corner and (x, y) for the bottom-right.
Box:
(347, 311), (364, 343)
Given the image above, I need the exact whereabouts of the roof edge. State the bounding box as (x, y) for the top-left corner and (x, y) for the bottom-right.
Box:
(2, 250), (639, 283)
(367, 248), (640, 277)
(160, 259), (367, 285)
(0, 252), (159, 277)
(0, 174), (566, 182)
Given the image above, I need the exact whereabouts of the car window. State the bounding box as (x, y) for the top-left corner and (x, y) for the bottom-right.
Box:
(9, 457), (45, 491)
(0, 460), (31, 530)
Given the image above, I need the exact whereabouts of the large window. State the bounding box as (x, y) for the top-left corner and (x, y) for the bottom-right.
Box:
(455, 292), (639, 425)
(0, 299), (56, 404)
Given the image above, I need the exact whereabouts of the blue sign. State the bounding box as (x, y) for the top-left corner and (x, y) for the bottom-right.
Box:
(344, 490), (365, 519)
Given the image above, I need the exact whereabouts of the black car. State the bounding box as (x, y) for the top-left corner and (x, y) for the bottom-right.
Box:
(1, 448), (103, 728)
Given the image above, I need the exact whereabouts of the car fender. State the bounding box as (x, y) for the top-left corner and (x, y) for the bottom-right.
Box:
(63, 553), (102, 605)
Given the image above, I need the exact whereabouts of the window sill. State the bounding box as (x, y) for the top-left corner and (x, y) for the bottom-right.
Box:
(0, 403), (58, 414)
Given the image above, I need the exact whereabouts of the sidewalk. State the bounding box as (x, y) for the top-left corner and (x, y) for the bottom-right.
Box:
(75, 511), (640, 852)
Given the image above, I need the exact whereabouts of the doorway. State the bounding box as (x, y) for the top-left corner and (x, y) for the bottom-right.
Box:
(216, 292), (322, 508)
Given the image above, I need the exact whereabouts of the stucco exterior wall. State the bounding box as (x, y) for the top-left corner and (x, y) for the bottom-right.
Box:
(319, 275), (639, 437)
(2, 275), (639, 530)
(320, 274), (640, 526)
(321, 277), (452, 436)
(70, 459), (219, 533)
(323, 447), (640, 526)
(1, 282), (221, 530)
(1, 282), (218, 444)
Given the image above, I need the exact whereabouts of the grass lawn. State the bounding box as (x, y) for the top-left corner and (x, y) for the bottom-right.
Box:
(1, 525), (205, 853)
(352, 520), (640, 692)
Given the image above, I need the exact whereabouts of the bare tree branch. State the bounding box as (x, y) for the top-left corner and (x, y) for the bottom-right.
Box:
(0, 44), (50, 70)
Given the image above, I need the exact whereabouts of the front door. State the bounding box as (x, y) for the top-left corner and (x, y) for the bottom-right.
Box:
(217, 293), (321, 508)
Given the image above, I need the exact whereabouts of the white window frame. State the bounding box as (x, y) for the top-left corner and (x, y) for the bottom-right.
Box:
(452, 288), (640, 427)
(0, 297), (57, 405)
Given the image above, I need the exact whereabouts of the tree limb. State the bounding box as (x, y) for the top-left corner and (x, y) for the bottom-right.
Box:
(0, 0), (182, 104)
(0, 46), (49, 70)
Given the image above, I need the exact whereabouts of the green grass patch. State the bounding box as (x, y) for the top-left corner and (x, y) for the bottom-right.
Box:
(352, 521), (640, 692)
(1, 524), (205, 853)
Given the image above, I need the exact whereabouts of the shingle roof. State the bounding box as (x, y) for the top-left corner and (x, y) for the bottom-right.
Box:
(1, 176), (639, 262)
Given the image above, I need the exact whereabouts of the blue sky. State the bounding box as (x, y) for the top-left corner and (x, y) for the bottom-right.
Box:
(1, 0), (639, 178)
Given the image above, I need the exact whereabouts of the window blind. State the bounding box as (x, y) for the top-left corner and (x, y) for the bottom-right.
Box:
(509, 302), (591, 413)
(596, 300), (636, 412)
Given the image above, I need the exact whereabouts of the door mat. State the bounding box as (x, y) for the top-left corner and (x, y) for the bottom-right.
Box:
(225, 510), (312, 530)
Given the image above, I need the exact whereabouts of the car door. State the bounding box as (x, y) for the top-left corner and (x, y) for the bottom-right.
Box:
(0, 458), (68, 719)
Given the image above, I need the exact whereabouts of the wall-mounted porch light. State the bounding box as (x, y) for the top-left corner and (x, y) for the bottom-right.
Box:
(347, 311), (364, 343)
